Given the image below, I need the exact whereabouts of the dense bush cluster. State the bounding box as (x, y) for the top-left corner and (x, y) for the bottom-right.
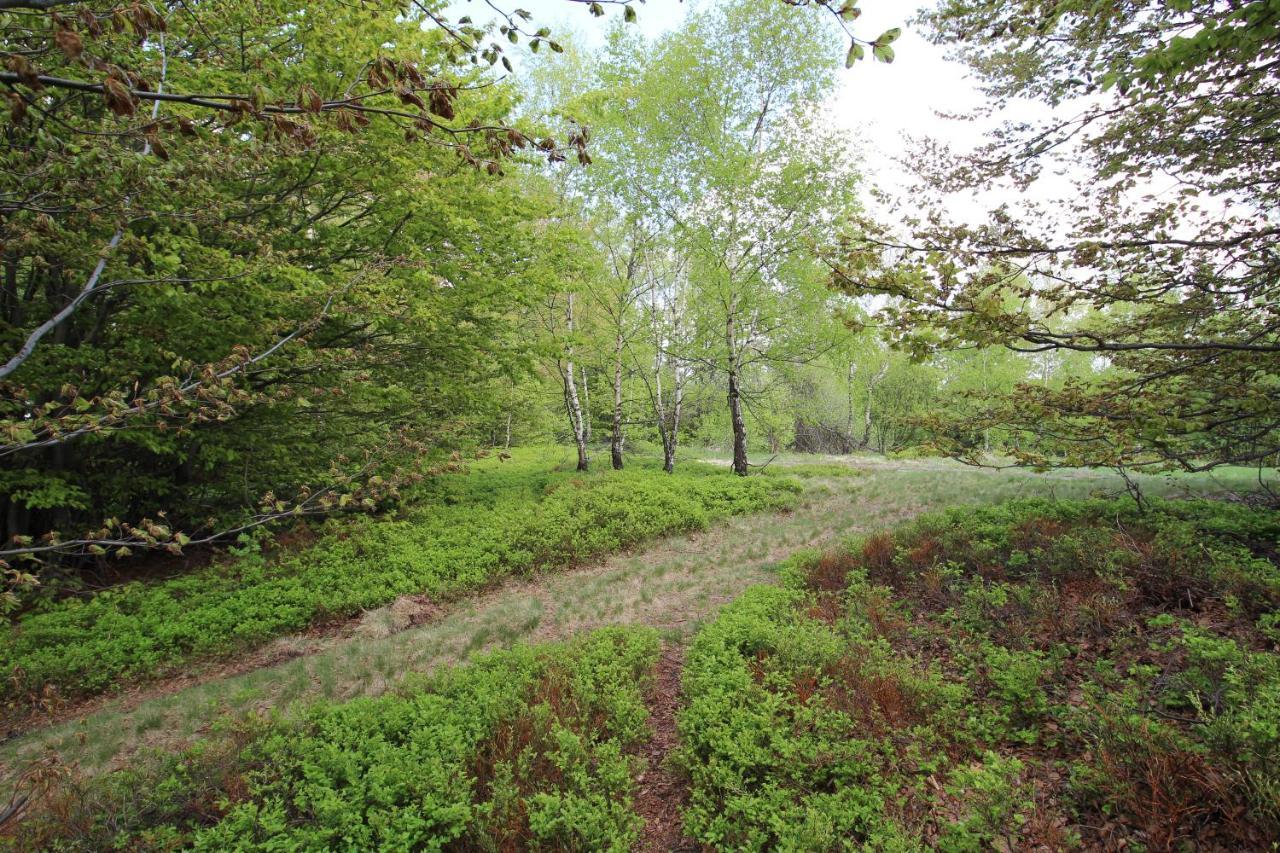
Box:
(2, 453), (798, 705)
(7, 628), (660, 851)
(678, 498), (1280, 849)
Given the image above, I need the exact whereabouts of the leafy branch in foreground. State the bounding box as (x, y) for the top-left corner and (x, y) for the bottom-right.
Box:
(830, 0), (1280, 474)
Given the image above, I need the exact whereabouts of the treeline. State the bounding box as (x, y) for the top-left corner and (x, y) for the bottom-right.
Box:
(0, 0), (1045, 600)
(488, 4), (1093, 471)
(15, 0), (1262, 603)
(534, 336), (1079, 461)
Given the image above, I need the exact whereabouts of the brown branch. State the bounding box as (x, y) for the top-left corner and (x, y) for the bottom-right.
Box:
(0, 72), (510, 134)
(0, 0), (81, 9)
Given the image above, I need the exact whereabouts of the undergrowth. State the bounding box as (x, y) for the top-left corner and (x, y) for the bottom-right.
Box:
(4, 627), (660, 851)
(678, 497), (1280, 850)
(2, 450), (798, 708)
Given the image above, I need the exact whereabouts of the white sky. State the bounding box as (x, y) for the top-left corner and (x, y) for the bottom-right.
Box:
(441, 0), (1069, 220)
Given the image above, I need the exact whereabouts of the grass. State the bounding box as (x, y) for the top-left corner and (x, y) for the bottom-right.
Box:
(1, 448), (798, 709)
(677, 496), (1280, 849)
(3, 450), (1274, 846)
(5, 628), (662, 851)
(2, 452), (1245, 787)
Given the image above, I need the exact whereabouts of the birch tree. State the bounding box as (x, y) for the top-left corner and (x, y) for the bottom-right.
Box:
(592, 0), (861, 474)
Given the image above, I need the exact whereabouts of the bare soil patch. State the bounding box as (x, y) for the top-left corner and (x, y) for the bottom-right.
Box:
(635, 644), (695, 853)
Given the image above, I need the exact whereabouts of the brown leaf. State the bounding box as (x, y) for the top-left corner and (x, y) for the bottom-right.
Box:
(78, 7), (103, 37)
(7, 93), (27, 123)
(428, 86), (455, 120)
(102, 75), (135, 116)
(55, 27), (83, 60)
(5, 54), (41, 89)
(398, 88), (426, 110)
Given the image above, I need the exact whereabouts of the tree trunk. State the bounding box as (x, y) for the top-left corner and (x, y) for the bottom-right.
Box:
(653, 333), (681, 474)
(845, 363), (857, 438)
(579, 365), (592, 443)
(563, 294), (589, 471)
(653, 331), (672, 473)
(726, 313), (748, 476)
(610, 331), (624, 470)
(667, 361), (683, 473)
(860, 361), (889, 450)
(728, 367), (748, 475)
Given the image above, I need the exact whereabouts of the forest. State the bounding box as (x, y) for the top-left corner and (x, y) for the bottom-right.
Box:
(0, 0), (1277, 849)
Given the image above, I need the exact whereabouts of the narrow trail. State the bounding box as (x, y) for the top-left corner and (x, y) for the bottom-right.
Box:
(4, 459), (1133, 782)
(3, 470), (872, 776)
(635, 644), (695, 852)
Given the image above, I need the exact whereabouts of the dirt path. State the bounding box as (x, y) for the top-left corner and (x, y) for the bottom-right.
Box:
(1, 470), (873, 778)
(635, 644), (695, 852)
(3, 458), (1135, 782)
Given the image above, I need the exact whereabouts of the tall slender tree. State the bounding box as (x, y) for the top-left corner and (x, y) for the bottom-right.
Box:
(582, 0), (862, 474)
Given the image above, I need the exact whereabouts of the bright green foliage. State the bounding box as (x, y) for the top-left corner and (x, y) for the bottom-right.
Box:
(2, 451), (798, 703)
(0, 0), (606, 574)
(679, 498), (1280, 848)
(542, 0), (861, 475)
(677, 583), (936, 850)
(836, 0), (1280, 474)
(8, 627), (660, 851)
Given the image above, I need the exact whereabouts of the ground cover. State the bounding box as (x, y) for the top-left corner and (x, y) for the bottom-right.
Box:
(2, 450), (797, 711)
(678, 497), (1280, 849)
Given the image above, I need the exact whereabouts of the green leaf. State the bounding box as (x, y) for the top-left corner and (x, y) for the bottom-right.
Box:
(845, 42), (865, 67)
(872, 43), (895, 64)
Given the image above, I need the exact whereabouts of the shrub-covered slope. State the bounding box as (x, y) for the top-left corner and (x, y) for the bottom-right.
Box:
(678, 498), (1280, 850)
(2, 452), (798, 705)
(8, 628), (660, 851)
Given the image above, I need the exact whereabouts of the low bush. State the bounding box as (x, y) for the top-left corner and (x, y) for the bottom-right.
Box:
(6, 627), (661, 851)
(679, 498), (1280, 849)
(2, 451), (799, 706)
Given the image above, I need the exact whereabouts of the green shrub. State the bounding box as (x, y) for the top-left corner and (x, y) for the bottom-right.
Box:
(680, 497), (1280, 848)
(937, 752), (1032, 852)
(2, 452), (798, 703)
(9, 628), (660, 851)
(676, 585), (948, 850)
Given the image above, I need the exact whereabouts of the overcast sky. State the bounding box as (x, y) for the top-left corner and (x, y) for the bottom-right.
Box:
(441, 0), (1061, 219)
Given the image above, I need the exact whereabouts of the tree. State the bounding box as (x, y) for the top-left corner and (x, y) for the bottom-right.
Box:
(586, 0), (861, 475)
(0, 0), (902, 608)
(642, 250), (692, 473)
(579, 215), (653, 469)
(0, 0), (591, 599)
(832, 0), (1280, 476)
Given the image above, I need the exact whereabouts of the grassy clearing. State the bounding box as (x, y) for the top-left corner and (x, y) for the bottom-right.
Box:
(677, 497), (1280, 849)
(1, 454), (1244, 783)
(1, 450), (797, 709)
(6, 628), (661, 851)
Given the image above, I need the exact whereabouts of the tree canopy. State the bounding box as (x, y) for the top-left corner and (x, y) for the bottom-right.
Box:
(832, 0), (1280, 474)
(4, 0), (1273, 612)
